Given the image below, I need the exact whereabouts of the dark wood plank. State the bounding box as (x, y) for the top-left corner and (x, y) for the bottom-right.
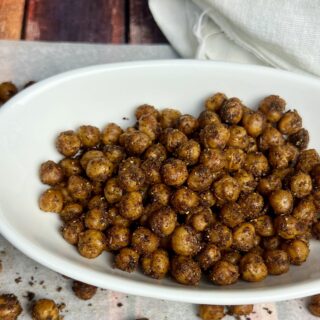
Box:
(0, 0), (25, 39)
(129, 0), (167, 44)
(24, 0), (125, 43)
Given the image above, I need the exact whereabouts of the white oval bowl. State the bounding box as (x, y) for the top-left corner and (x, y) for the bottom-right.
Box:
(0, 60), (320, 305)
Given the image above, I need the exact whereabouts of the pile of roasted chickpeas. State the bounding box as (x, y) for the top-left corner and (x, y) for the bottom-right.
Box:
(38, 92), (320, 287)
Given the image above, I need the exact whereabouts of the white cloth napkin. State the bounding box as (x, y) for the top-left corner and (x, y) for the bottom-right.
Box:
(149, 0), (320, 76)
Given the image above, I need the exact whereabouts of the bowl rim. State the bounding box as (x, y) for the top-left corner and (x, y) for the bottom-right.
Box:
(1, 59), (320, 304)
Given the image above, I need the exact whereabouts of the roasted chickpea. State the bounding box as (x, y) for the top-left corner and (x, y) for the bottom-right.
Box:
(205, 223), (233, 250)
(312, 221), (320, 239)
(232, 223), (256, 252)
(159, 108), (181, 128)
(263, 236), (281, 250)
(85, 207), (108, 231)
(114, 247), (139, 272)
(61, 218), (85, 245)
(227, 125), (249, 149)
(106, 207), (130, 227)
(118, 162), (145, 192)
(118, 127), (137, 146)
(105, 225), (130, 251)
(222, 251), (241, 265)
(141, 249), (170, 279)
(0, 82), (17, 102)
(258, 126), (284, 151)
(80, 150), (104, 169)
(160, 128), (187, 153)
(269, 190), (293, 215)
(171, 187), (200, 214)
(238, 192), (264, 220)
(59, 158), (82, 177)
(213, 175), (240, 204)
(119, 191), (143, 220)
(283, 239), (310, 265)
(224, 147), (245, 172)
(240, 253), (268, 282)
(104, 178), (123, 204)
(72, 280), (97, 300)
(290, 171), (312, 198)
(209, 260), (239, 285)
(161, 158), (188, 187)
(149, 206), (177, 237)
(278, 110), (302, 135)
(220, 202), (244, 228)
(101, 123), (123, 145)
(86, 157), (113, 182)
(198, 110), (221, 128)
(135, 104), (159, 120)
(60, 202), (83, 221)
(171, 255), (201, 285)
(149, 183), (171, 206)
(39, 188), (64, 213)
(176, 139), (201, 165)
(88, 195), (108, 210)
(186, 165), (213, 192)
(200, 124), (230, 149)
(67, 175), (92, 201)
(308, 295), (320, 317)
(264, 249), (290, 275)
(77, 125), (100, 147)
(104, 145), (126, 165)
(141, 159), (162, 185)
(220, 98), (243, 124)
(275, 215), (304, 239)
(229, 305), (253, 316)
(0, 294), (22, 320)
(199, 190), (217, 207)
(268, 143), (296, 169)
(234, 170), (256, 194)
(132, 227), (160, 254)
(258, 95), (286, 123)
(56, 130), (81, 157)
(242, 111), (266, 137)
(288, 128), (309, 150)
(144, 143), (167, 162)
(199, 305), (225, 320)
(257, 174), (282, 195)
(186, 206), (215, 232)
(138, 114), (161, 141)
(124, 131), (151, 155)
(196, 244), (221, 270)
(177, 114), (199, 135)
(205, 92), (227, 112)
(171, 225), (201, 256)
(78, 229), (106, 258)
(244, 152), (269, 177)
(39, 160), (64, 186)
(296, 149), (320, 173)
(252, 215), (275, 237)
(32, 299), (59, 320)
(200, 148), (226, 172)
(246, 136), (258, 153)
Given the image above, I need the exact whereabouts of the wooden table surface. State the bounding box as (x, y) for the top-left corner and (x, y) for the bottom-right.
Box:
(0, 0), (168, 44)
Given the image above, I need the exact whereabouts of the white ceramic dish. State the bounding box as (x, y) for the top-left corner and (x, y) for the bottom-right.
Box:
(0, 60), (320, 305)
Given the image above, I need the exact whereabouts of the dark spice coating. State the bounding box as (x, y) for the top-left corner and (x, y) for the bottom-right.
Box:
(72, 280), (97, 300)
(0, 294), (22, 320)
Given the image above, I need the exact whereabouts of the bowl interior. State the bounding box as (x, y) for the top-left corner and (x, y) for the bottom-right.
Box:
(0, 60), (320, 304)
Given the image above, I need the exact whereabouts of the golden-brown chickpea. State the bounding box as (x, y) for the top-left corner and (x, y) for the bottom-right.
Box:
(200, 124), (230, 149)
(290, 172), (312, 198)
(238, 192), (264, 220)
(227, 125), (249, 149)
(196, 244), (221, 270)
(232, 223), (256, 252)
(275, 215), (304, 240)
(67, 175), (92, 201)
(32, 299), (59, 320)
(104, 178), (123, 204)
(141, 249), (170, 279)
(258, 126), (285, 151)
(176, 139), (201, 166)
(222, 251), (242, 265)
(171, 255), (201, 285)
(258, 95), (286, 123)
(198, 110), (221, 128)
(257, 174), (282, 195)
(135, 104), (160, 120)
(246, 136), (258, 153)
(86, 157), (114, 182)
(263, 236), (281, 250)
(0, 82), (18, 102)
(252, 215), (275, 237)
(118, 161), (145, 192)
(308, 295), (320, 317)
(229, 305), (253, 316)
(104, 145), (126, 165)
(119, 191), (143, 220)
(293, 198), (316, 225)
(39, 188), (64, 213)
(312, 221), (320, 239)
(159, 108), (181, 128)
(269, 189), (293, 215)
(56, 130), (81, 157)
(132, 227), (160, 254)
(88, 195), (108, 210)
(0, 294), (22, 320)
(296, 149), (320, 173)
(72, 280), (97, 300)
(186, 206), (215, 232)
(40, 160), (64, 186)
(85, 207), (108, 231)
(105, 225), (130, 251)
(209, 260), (239, 285)
(161, 158), (188, 187)
(59, 158), (82, 177)
(220, 202), (244, 228)
(61, 218), (85, 245)
(283, 239), (310, 265)
(205, 92), (227, 112)
(138, 114), (161, 141)
(220, 98), (243, 124)
(199, 190), (217, 207)
(187, 165), (213, 192)
(244, 152), (269, 177)
(80, 150), (104, 169)
(118, 127), (137, 146)
(205, 223), (233, 250)
(224, 147), (245, 172)
(199, 305), (225, 320)
(171, 187), (200, 214)
(101, 123), (123, 145)
(264, 249), (290, 275)
(171, 225), (201, 256)
(234, 170), (257, 194)
(60, 202), (83, 221)
(149, 206), (177, 237)
(144, 143), (167, 162)
(124, 131), (152, 155)
(278, 110), (302, 135)
(288, 128), (309, 150)
(77, 125), (100, 148)
(177, 114), (199, 136)
(213, 175), (240, 204)
(148, 183), (171, 206)
(200, 148), (226, 172)
(78, 229), (106, 258)
(240, 253), (268, 282)
(141, 159), (162, 185)
(160, 128), (188, 153)
(114, 247), (139, 272)
(242, 111), (266, 137)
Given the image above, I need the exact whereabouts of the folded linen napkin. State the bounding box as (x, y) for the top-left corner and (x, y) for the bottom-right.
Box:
(149, 0), (320, 76)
